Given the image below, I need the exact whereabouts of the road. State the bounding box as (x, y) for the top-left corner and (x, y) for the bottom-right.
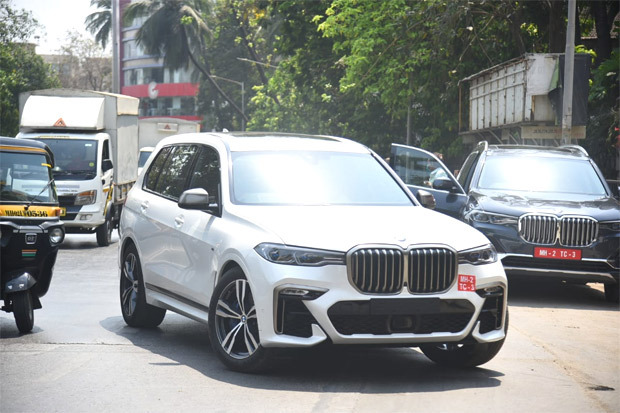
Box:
(1, 233), (618, 413)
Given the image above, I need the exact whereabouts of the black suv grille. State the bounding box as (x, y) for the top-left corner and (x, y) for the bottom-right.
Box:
(348, 246), (457, 294)
(519, 214), (598, 247)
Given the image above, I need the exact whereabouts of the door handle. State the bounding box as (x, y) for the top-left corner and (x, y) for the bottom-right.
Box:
(140, 201), (149, 213)
(174, 215), (184, 227)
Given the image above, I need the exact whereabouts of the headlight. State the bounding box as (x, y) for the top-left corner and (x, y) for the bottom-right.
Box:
(75, 190), (97, 205)
(599, 221), (620, 232)
(458, 244), (497, 265)
(49, 227), (65, 245)
(468, 210), (518, 225)
(255, 243), (345, 266)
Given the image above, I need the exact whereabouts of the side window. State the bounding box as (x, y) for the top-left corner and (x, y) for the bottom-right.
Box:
(154, 145), (199, 200)
(144, 146), (172, 191)
(391, 145), (446, 188)
(456, 151), (480, 191)
(188, 146), (221, 204)
(102, 139), (110, 161)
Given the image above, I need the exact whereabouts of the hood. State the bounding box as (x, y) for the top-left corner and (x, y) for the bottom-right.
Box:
(230, 205), (490, 253)
(471, 189), (620, 221)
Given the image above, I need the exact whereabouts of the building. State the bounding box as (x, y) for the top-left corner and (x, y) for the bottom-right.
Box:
(119, 0), (201, 124)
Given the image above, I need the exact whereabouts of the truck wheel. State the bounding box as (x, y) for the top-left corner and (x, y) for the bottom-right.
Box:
(96, 208), (113, 247)
(120, 244), (166, 327)
(13, 291), (34, 333)
(208, 268), (271, 372)
(421, 309), (509, 368)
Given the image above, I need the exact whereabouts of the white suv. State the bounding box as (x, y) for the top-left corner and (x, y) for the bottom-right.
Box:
(119, 132), (508, 372)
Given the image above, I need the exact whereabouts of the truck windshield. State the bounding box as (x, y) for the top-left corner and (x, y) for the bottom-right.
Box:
(0, 151), (57, 203)
(231, 151), (413, 206)
(36, 139), (98, 180)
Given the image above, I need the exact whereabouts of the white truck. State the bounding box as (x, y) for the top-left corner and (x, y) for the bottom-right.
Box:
(17, 89), (139, 246)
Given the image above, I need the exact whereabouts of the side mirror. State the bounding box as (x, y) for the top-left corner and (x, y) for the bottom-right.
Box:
(178, 188), (211, 210)
(416, 189), (436, 210)
(606, 179), (620, 200)
(102, 159), (113, 172)
(432, 177), (455, 192)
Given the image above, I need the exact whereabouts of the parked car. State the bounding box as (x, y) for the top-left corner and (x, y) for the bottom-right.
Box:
(119, 132), (508, 372)
(390, 142), (620, 303)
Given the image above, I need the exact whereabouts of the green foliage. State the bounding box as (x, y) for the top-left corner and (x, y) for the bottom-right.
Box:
(0, 0), (59, 136)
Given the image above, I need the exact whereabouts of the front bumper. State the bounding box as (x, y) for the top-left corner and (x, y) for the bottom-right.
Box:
(472, 221), (620, 284)
(245, 255), (508, 348)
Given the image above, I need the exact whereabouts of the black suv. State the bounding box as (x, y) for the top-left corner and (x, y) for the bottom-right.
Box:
(390, 142), (620, 302)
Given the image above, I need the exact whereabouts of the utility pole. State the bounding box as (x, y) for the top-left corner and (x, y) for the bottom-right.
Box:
(561, 0), (576, 145)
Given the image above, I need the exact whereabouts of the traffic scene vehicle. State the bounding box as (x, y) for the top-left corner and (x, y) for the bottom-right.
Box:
(0, 137), (65, 333)
(17, 89), (140, 247)
(119, 132), (508, 372)
(389, 141), (620, 303)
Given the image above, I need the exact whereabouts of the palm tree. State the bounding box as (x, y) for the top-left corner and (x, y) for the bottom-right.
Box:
(124, 0), (248, 122)
(85, 0), (112, 50)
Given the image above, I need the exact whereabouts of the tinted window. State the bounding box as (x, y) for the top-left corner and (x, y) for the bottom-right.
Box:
(457, 151), (480, 190)
(477, 155), (607, 195)
(154, 145), (199, 200)
(391, 146), (445, 188)
(144, 146), (172, 191)
(188, 146), (220, 204)
(232, 151), (413, 206)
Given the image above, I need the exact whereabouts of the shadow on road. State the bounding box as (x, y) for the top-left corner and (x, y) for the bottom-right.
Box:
(99, 314), (504, 393)
(507, 278), (619, 311)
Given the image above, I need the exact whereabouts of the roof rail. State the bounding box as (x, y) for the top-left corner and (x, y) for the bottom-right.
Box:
(476, 140), (489, 152)
(559, 144), (588, 156)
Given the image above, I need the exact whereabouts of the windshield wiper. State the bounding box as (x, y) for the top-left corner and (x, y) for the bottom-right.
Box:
(24, 179), (54, 210)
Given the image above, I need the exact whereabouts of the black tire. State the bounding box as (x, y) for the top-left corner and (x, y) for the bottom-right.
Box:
(421, 308), (509, 368)
(604, 283), (619, 304)
(96, 207), (114, 247)
(120, 244), (166, 328)
(208, 267), (271, 372)
(13, 290), (34, 333)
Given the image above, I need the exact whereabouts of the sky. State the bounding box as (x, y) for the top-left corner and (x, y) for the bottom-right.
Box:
(12, 0), (103, 55)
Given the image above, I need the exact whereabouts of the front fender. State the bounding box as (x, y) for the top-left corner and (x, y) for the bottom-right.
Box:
(4, 272), (37, 294)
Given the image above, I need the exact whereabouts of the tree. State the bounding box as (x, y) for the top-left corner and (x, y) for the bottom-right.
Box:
(55, 30), (112, 91)
(124, 0), (248, 122)
(0, 0), (59, 136)
(85, 0), (112, 50)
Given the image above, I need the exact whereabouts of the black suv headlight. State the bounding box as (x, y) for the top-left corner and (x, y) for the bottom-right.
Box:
(599, 220), (620, 232)
(467, 210), (518, 225)
(458, 244), (498, 265)
(255, 243), (345, 266)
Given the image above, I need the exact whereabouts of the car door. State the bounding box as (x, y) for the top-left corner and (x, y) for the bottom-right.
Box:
(390, 143), (467, 218)
(171, 144), (223, 306)
(137, 144), (200, 297)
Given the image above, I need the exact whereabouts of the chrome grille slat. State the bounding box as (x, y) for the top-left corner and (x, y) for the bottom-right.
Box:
(519, 214), (598, 247)
(348, 247), (456, 294)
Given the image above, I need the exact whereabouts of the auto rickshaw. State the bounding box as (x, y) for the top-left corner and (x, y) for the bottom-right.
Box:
(0, 137), (65, 333)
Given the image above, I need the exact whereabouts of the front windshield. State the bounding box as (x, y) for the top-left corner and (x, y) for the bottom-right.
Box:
(36, 139), (98, 180)
(478, 155), (607, 196)
(231, 151), (413, 206)
(0, 151), (57, 203)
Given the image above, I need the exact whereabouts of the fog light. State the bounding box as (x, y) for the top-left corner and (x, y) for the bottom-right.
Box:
(80, 214), (93, 221)
(277, 285), (327, 300)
